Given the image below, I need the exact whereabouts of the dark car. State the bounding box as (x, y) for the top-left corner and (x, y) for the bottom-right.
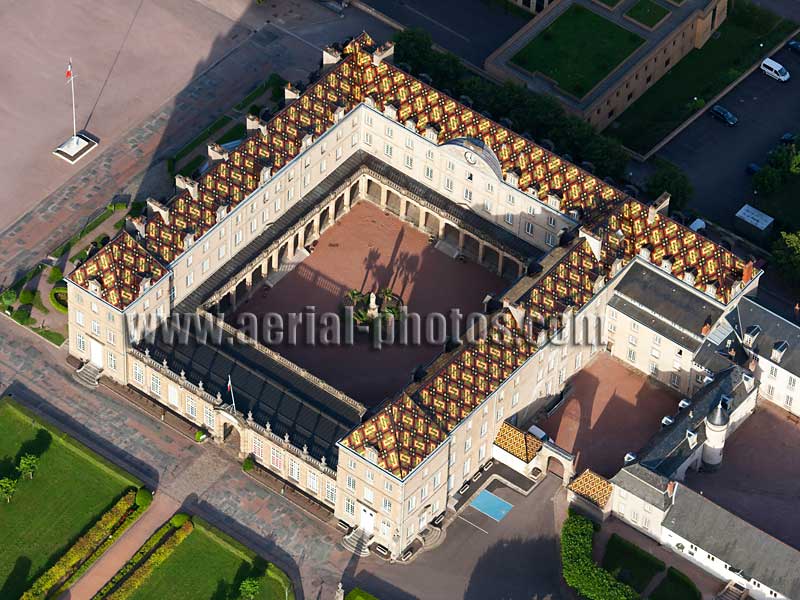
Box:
(788, 40), (800, 54)
(710, 104), (738, 126)
(746, 162), (762, 175)
(781, 132), (797, 145)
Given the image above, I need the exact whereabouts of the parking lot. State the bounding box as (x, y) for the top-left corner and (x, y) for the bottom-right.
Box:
(660, 42), (800, 228)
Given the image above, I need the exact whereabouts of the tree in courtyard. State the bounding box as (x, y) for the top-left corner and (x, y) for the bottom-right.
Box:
(772, 231), (800, 280)
(18, 454), (38, 480)
(0, 477), (17, 503)
(645, 161), (693, 212)
(393, 29), (435, 74)
(768, 143), (800, 176)
(753, 166), (783, 196)
(239, 577), (262, 600)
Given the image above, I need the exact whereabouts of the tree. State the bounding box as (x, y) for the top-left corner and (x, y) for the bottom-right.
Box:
(18, 454), (38, 480)
(767, 143), (800, 176)
(772, 231), (800, 280)
(0, 477), (17, 503)
(645, 161), (693, 212)
(393, 29), (435, 74)
(753, 165), (783, 196)
(239, 577), (262, 600)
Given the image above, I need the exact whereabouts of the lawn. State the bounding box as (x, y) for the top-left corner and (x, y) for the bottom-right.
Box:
(127, 519), (293, 600)
(510, 4), (644, 98)
(649, 567), (701, 600)
(601, 533), (665, 592)
(626, 0), (670, 28)
(753, 174), (800, 231)
(0, 399), (139, 599)
(611, 1), (797, 153)
(346, 590), (379, 600)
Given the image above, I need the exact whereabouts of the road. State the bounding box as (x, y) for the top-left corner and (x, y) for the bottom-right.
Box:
(659, 43), (800, 229)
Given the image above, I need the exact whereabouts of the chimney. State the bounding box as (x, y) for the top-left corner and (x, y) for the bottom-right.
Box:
(652, 192), (670, 215)
(701, 322), (711, 337)
(667, 481), (677, 499)
(372, 41), (395, 65)
(771, 340), (788, 363)
(260, 165), (273, 186)
(742, 259), (754, 283)
(424, 123), (440, 144)
(246, 113), (263, 133)
(333, 104), (347, 124)
(593, 273), (606, 294)
(383, 101), (399, 121)
(611, 257), (625, 277)
(647, 204), (658, 225)
(705, 280), (717, 299)
(322, 46), (341, 67)
(743, 325), (761, 348)
(682, 267), (697, 286)
(404, 116), (417, 131)
(216, 204), (228, 224)
(742, 372), (755, 392)
(208, 143), (228, 162)
(184, 230), (196, 249)
(301, 132), (314, 150)
(146, 198), (170, 225)
(284, 82), (300, 102)
(126, 215), (146, 238)
(661, 255), (673, 274)
(748, 356), (758, 372)
(638, 244), (652, 261)
(175, 174), (199, 200)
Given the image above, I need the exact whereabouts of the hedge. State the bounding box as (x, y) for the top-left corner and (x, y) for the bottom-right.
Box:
(21, 490), (138, 599)
(105, 521), (194, 600)
(602, 533), (664, 592)
(92, 520), (176, 599)
(649, 567), (702, 600)
(135, 488), (153, 509)
(47, 266), (63, 284)
(560, 514), (639, 600)
(49, 286), (69, 314)
(170, 513), (190, 528)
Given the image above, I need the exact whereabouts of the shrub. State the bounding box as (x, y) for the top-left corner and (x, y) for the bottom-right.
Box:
(242, 456), (255, 472)
(195, 430), (207, 442)
(645, 159), (693, 213)
(1, 288), (17, 306)
(135, 488), (153, 509)
(19, 289), (35, 305)
(50, 287), (69, 313)
(22, 491), (137, 599)
(170, 513), (190, 528)
(47, 266), (63, 284)
(561, 514), (638, 600)
(105, 521), (193, 600)
(12, 307), (36, 326)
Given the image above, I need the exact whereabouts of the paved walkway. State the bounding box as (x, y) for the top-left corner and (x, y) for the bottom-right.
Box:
(65, 494), (181, 600)
(593, 517), (726, 600)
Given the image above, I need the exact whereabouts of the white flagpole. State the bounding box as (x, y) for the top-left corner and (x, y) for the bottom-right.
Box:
(228, 374), (237, 413)
(69, 57), (76, 138)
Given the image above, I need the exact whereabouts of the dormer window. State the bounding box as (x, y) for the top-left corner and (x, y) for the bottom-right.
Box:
(744, 325), (761, 348)
(772, 340), (788, 363)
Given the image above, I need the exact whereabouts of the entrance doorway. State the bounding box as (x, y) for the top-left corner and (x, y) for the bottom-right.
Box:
(360, 506), (375, 535)
(90, 340), (103, 368)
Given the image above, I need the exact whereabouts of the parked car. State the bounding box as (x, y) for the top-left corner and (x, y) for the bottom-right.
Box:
(761, 57), (790, 81)
(780, 132), (796, 145)
(746, 162), (762, 175)
(710, 104), (738, 126)
(788, 40), (800, 54)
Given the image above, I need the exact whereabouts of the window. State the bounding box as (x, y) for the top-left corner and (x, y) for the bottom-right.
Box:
(364, 132), (372, 146)
(649, 362), (659, 376)
(464, 437), (472, 452)
(150, 374), (161, 396)
(525, 222), (534, 236)
(107, 330), (115, 345)
(627, 348), (637, 363)
(478, 444), (486, 461)
(91, 301), (98, 314)
(91, 320), (100, 336)
(346, 474), (356, 491)
(252, 437), (263, 459)
(107, 353), (116, 371)
(234, 230), (243, 247)
(767, 384), (775, 397)
(345, 497), (355, 516)
(420, 484), (428, 500)
(483, 199), (492, 213)
(631, 322), (639, 332)
(424, 165), (433, 179)
(790, 376), (797, 390)
(185, 272), (194, 288)
(480, 421), (488, 438)
(545, 232), (556, 247)
(128, 362), (140, 386)
(384, 479), (393, 493)
(382, 497), (393, 513)
(186, 397), (197, 418)
(444, 177), (454, 192)
(446, 160), (454, 171)
(785, 395), (793, 408)
(404, 155), (413, 169)
(547, 215), (556, 228)
(202, 258), (210, 274)
(270, 447), (283, 470)
(463, 188), (473, 202)
(506, 194), (515, 205)
(670, 373), (681, 388)
(381, 520), (390, 537)
(289, 460), (300, 482)
(325, 481), (337, 504)
(769, 365), (778, 378)
(218, 246), (226, 260)
(505, 213), (513, 225)
(650, 347), (661, 359)
(629, 335), (638, 347)
(653, 334), (662, 346)
(107, 311), (115, 323)
(385, 125), (393, 138)
(407, 495), (417, 512)
(405, 136), (413, 149)
(307, 471), (318, 492)
(384, 143), (393, 158)
(462, 457), (472, 477)
(204, 405), (215, 431)
(496, 405), (504, 421)
(512, 391), (520, 406)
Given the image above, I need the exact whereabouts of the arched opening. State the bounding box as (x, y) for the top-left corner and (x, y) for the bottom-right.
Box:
(252, 264), (263, 287)
(304, 220), (316, 245)
(442, 222), (460, 246)
(278, 242), (289, 267)
(235, 279), (249, 305)
(462, 234), (480, 261)
(386, 190), (402, 216)
(481, 246), (501, 273)
(320, 205), (333, 232)
(366, 179), (381, 204)
(404, 201), (420, 226)
(546, 455), (565, 480)
(423, 211), (440, 236)
(334, 194), (345, 219)
(349, 181), (360, 204)
(501, 257), (520, 280)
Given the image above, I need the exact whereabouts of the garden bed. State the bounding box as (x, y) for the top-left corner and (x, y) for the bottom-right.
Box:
(601, 533), (665, 592)
(625, 0), (669, 28)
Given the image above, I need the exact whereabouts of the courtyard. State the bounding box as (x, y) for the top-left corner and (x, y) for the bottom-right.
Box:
(538, 353), (682, 477)
(234, 201), (508, 408)
(510, 4), (644, 98)
(684, 401), (800, 550)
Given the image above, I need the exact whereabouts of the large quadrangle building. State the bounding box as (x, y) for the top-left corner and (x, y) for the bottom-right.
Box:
(62, 32), (799, 599)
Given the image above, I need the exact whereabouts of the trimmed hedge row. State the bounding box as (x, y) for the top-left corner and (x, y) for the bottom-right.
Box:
(49, 286), (68, 314)
(93, 520), (176, 599)
(105, 521), (194, 600)
(561, 514), (639, 600)
(21, 490), (139, 599)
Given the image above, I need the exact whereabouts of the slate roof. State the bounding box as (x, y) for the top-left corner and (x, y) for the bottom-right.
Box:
(137, 322), (363, 468)
(610, 462), (673, 511)
(609, 295), (702, 351)
(664, 485), (800, 598)
(737, 296), (800, 378)
(493, 422), (543, 463)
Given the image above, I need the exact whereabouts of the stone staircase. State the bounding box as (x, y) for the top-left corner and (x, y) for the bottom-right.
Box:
(342, 528), (372, 557)
(716, 582), (749, 600)
(73, 362), (102, 389)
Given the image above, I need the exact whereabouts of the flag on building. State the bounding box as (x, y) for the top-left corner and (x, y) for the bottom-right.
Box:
(227, 374), (237, 412)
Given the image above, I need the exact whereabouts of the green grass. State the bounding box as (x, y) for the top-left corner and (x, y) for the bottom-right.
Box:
(611, 1), (797, 153)
(511, 5), (644, 98)
(31, 328), (66, 346)
(602, 534), (665, 592)
(625, 0), (669, 27)
(234, 81), (271, 111)
(173, 115), (232, 163)
(0, 399), (139, 599)
(178, 155), (207, 178)
(649, 567), (701, 600)
(216, 122), (248, 145)
(346, 590), (379, 600)
(127, 519), (293, 600)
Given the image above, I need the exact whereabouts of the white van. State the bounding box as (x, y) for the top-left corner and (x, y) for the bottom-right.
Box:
(761, 58), (790, 81)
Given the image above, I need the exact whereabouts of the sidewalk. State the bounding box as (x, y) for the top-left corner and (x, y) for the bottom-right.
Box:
(64, 494), (181, 600)
(593, 517), (726, 600)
